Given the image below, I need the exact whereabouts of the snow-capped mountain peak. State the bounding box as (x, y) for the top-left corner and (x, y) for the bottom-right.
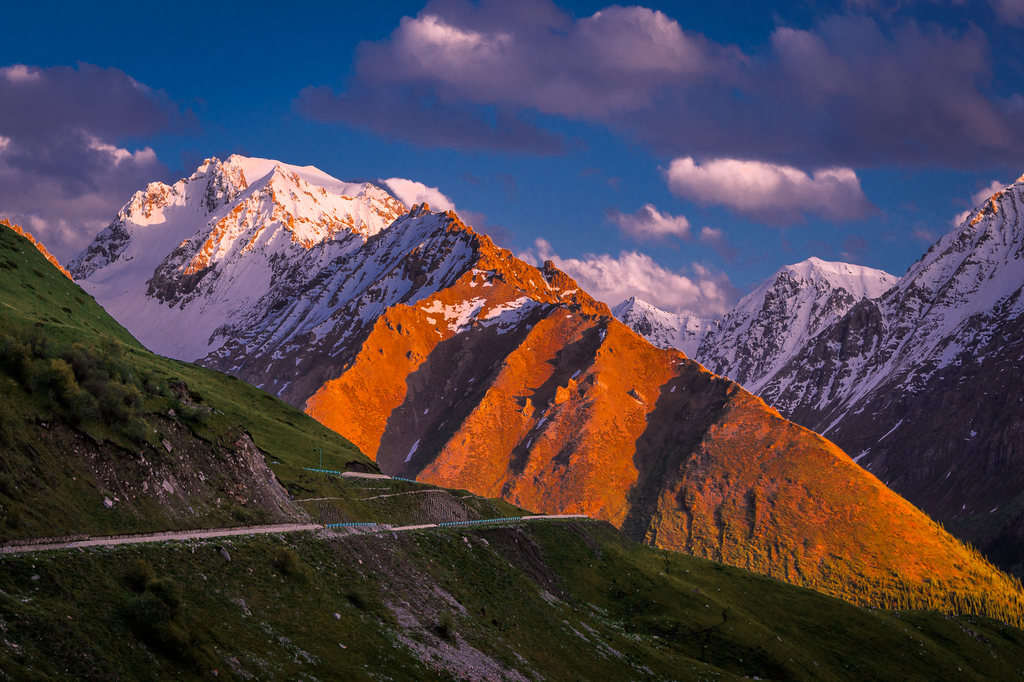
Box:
(611, 296), (711, 356)
(783, 257), (898, 300)
(69, 155), (408, 360)
(614, 257), (897, 379)
(691, 257), (897, 391)
(891, 176), (1024, 328)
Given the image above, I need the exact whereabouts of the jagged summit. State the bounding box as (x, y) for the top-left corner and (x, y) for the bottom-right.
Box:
(890, 176), (1024, 332)
(611, 296), (711, 356)
(781, 257), (897, 299)
(69, 155), (411, 359)
(754, 176), (1024, 426)
(616, 258), (897, 366)
(684, 257), (897, 391)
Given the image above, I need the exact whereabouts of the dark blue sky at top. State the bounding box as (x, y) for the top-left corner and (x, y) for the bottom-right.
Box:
(2, 0), (1024, 315)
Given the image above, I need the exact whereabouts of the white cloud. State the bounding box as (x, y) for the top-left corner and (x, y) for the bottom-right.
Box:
(364, 5), (722, 119)
(951, 210), (971, 228)
(949, 179), (1007, 228)
(86, 136), (157, 166)
(970, 179), (1006, 206)
(380, 177), (456, 212)
(699, 226), (722, 243)
(609, 204), (690, 240)
(665, 157), (872, 223)
(520, 238), (736, 317)
(1, 64), (40, 83)
(0, 63), (177, 261)
(399, 14), (512, 70)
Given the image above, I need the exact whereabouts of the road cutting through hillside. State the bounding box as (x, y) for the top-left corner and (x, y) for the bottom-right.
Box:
(0, 514), (591, 555)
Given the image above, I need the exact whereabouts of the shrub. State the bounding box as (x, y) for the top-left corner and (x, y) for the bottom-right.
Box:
(125, 418), (151, 445)
(29, 357), (77, 399)
(434, 612), (456, 641)
(125, 559), (158, 592)
(271, 547), (307, 580)
(0, 335), (32, 385)
(179, 403), (212, 425)
(345, 586), (369, 610)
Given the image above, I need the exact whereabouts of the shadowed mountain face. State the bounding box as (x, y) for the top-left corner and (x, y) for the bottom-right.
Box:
(759, 182), (1024, 576)
(70, 158), (1024, 613)
(618, 180), (1024, 576)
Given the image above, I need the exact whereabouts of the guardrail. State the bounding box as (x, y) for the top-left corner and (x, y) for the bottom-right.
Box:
(323, 522), (380, 529)
(303, 467), (345, 475)
(437, 517), (524, 527)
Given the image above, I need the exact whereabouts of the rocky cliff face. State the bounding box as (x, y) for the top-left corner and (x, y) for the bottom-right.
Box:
(69, 157), (1024, 604)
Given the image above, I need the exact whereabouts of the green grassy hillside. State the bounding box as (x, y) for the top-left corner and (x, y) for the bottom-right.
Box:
(2, 521), (1023, 681)
(0, 223), (371, 540)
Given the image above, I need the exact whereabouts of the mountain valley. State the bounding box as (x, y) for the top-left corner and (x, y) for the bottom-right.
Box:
(5, 217), (1024, 678)
(66, 157), (1024, 616)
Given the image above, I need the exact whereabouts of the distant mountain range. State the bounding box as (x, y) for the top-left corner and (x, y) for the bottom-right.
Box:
(65, 155), (1024, 606)
(616, 178), (1024, 575)
(611, 297), (710, 356)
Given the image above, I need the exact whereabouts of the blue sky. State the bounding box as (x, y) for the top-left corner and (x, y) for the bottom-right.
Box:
(2, 0), (1023, 315)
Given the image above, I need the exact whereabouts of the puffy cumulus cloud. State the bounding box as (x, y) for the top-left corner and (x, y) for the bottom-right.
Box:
(0, 63), (182, 261)
(665, 157), (873, 223)
(381, 177), (456, 212)
(86, 136), (158, 167)
(520, 238), (737, 317)
(608, 204), (690, 241)
(970, 179), (1007, 206)
(299, 5), (1024, 167)
(364, 3), (715, 117)
(296, 0), (735, 153)
(0, 64), (41, 83)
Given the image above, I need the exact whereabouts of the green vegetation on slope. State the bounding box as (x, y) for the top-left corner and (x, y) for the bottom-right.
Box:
(1, 522), (1023, 681)
(0, 223), (371, 540)
(276, 465), (530, 527)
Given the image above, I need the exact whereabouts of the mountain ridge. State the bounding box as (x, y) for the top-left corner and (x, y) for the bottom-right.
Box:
(6, 215), (1024, 682)
(67, 156), (1024, 611)
(619, 178), (1024, 576)
(610, 296), (710, 356)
